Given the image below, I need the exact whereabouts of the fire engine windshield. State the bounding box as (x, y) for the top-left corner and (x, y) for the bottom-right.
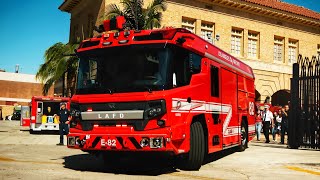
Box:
(76, 44), (202, 94)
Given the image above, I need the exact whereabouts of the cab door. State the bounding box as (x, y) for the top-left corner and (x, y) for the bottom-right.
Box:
(208, 61), (222, 153)
(36, 102), (43, 124)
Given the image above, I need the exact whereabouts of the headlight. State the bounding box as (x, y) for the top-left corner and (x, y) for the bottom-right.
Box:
(145, 99), (166, 119)
(70, 110), (81, 117)
(70, 103), (81, 128)
(70, 103), (81, 117)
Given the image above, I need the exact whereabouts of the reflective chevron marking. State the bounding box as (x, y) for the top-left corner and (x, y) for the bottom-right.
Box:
(172, 98), (236, 137)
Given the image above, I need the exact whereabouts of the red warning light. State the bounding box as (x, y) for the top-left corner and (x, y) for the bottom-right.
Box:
(103, 16), (126, 32)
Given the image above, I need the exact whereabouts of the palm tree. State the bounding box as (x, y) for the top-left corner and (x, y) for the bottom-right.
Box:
(105, 0), (167, 30)
(36, 43), (78, 96)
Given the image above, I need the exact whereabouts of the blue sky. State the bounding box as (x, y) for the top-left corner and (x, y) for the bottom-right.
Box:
(0, 0), (69, 74)
(0, 0), (319, 75)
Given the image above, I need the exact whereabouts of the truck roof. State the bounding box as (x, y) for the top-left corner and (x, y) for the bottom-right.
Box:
(32, 96), (70, 102)
(77, 28), (254, 79)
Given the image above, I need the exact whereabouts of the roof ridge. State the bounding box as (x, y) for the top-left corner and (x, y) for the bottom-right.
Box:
(241, 0), (320, 21)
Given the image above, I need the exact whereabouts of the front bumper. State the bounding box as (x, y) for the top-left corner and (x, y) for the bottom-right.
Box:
(30, 123), (59, 131)
(67, 127), (176, 153)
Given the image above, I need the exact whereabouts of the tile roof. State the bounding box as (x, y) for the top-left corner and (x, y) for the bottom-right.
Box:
(242, 0), (320, 20)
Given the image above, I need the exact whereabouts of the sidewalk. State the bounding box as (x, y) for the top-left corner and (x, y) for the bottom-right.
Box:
(251, 132), (288, 144)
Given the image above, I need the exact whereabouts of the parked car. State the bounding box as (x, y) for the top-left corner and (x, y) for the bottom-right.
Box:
(5, 111), (21, 121)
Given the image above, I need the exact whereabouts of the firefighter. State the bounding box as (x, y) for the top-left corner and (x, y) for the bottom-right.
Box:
(263, 105), (273, 143)
(56, 103), (70, 146)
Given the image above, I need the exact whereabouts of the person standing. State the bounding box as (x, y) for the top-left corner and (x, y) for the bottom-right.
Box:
(255, 110), (263, 141)
(281, 105), (289, 144)
(263, 105), (273, 143)
(272, 110), (282, 142)
(56, 103), (70, 146)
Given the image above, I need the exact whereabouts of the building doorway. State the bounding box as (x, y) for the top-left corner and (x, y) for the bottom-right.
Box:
(271, 90), (290, 106)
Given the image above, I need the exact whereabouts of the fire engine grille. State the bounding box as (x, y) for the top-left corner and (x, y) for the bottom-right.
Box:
(74, 102), (150, 131)
(78, 102), (147, 112)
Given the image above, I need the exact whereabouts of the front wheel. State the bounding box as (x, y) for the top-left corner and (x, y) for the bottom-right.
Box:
(238, 121), (248, 152)
(177, 121), (205, 170)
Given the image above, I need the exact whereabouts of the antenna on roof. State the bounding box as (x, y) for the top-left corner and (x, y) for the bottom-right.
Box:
(15, 64), (19, 73)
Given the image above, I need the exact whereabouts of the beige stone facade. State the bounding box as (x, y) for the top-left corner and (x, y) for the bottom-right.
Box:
(59, 0), (320, 106)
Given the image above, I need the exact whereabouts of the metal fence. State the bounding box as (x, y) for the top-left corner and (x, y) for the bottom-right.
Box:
(289, 54), (320, 149)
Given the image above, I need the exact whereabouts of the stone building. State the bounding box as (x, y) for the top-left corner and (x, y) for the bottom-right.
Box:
(59, 0), (320, 106)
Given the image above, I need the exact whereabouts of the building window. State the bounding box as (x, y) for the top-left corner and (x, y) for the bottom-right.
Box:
(317, 44), (320, 55)
(231, 28), (243, 56)
(288, 40), (298, 64)
(201, 22), (214, 44)
(182, 17), (196, 33)
(274, 36), (284, 63)
(248, 31), (259, 58)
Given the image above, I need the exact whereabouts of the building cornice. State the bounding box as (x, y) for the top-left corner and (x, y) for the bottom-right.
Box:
(59, 0), (81, 13)
(198, 0), (320, 28)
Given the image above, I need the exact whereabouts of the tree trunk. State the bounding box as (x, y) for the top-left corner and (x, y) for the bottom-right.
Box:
(62, 72), (66, 97)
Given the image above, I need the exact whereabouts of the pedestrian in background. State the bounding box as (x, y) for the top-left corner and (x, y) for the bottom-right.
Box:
(56, 103), (70, 146)
(272, 110), (282, 142)
(263, 105), (273, 143)
(281, 105), (289, 144)
(255, 110), (263, 141)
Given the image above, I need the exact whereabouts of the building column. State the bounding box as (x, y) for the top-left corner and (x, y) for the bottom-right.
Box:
(195, 19), (201, 36)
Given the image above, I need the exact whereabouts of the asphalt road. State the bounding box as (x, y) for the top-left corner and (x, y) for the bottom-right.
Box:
(0, 121), (319, 180)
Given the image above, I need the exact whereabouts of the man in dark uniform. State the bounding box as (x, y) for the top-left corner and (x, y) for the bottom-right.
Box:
(56, 103), (70, 146)
(281, 105), (289, 144)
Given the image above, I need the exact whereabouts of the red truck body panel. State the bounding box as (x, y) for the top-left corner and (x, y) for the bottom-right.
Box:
(67, 28), (255, 155)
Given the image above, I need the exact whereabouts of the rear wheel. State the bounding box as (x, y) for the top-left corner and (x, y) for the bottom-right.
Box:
(178, 121), (205, 170)
(238, 121), (248, 152)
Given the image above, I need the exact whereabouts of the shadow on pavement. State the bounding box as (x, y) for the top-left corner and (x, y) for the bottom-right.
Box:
(203, 147), (238, 165)
(63, 153), (177, 176)
(250, 142), (288, 149)
(63, 148), (238, 175)
(27, 130), (60, 135)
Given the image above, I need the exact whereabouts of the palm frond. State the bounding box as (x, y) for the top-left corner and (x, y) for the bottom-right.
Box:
(37, 42), (79, 96)
(42, 78), (55, 95)
(144, 0), (166, 29)
(105, 4), (124, 19)
(122, 0), (144, 29)
(144, 12), (162, 29)
(147, 0), (167, 12)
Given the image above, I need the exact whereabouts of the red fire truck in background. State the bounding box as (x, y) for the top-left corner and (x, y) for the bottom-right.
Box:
(29, 96), (70, 133)
(67, 16), (256, 170)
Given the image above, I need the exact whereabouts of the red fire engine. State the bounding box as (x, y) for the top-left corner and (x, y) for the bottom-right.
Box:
(29, 96), (70, 132)
(67, 16), (256, 170)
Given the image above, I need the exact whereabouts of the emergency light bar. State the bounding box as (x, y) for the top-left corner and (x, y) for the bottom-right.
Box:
(95, 16), (127, 33)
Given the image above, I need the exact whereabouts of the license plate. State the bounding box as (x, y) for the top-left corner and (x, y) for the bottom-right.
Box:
(101, 138), (117, 147)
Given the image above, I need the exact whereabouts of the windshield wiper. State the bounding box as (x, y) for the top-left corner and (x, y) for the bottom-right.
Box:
(105, 88), (114, 94)
(144, 86), (152, 93)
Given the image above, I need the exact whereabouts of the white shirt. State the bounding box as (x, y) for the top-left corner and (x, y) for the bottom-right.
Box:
(263, 110), (273, 122)
(276, 115), (282, 123)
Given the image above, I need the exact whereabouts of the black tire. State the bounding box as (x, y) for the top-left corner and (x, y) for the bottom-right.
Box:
(178, 121), (205, 170)
(238, 121), (248, 152)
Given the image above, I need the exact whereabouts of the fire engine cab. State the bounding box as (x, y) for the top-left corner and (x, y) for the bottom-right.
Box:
(67, 16), (255, 170)
(29, 96), (70, 132)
